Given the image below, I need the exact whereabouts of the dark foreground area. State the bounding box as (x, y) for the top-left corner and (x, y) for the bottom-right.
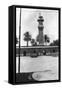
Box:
(16, 73), (36, 83)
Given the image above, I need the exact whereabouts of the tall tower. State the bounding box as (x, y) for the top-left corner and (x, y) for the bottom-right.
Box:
(37, 13), (44, 45)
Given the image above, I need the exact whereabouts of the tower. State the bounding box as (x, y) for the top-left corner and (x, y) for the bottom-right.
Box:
(37, 13), (44, 45)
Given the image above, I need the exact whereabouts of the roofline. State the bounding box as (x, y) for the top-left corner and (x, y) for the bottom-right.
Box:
(16, 46), (59, 48)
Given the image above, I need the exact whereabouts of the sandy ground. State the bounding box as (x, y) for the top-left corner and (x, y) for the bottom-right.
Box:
(16, 56), (58, 81)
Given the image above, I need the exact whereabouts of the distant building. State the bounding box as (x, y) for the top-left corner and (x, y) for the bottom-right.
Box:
(16, 46), (59, 56)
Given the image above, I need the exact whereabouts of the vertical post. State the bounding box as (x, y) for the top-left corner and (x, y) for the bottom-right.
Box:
(18, 9), (21, 73)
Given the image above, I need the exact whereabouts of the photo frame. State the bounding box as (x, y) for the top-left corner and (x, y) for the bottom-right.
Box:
(8, 5), (61, 85)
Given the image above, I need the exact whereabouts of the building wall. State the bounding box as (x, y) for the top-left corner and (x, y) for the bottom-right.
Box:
(16, 46), (59, 56)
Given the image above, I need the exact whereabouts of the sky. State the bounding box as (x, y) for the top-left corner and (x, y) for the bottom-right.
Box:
(16, 8), (59, 46)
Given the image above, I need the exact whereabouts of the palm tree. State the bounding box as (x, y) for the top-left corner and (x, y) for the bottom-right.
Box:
(31, 39), (37, 46)
(34, 42), (37, 46)
(31, 39), (35, 46)
(50, 39), (59, 46)
(24, 32), (31, 46)
(44, 34), (50, 45)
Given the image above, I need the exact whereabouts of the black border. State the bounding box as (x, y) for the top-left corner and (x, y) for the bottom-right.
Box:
(9, 5), (61, 85)
(8, 6), (16, 84)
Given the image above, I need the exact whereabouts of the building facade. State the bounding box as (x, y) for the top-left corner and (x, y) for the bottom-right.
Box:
(16, 46), (59, 56)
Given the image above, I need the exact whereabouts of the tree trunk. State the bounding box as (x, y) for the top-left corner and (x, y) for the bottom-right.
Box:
(27, 41), (28, 47)
(46, 42), (47, 45)
(45, 41), (47, 46)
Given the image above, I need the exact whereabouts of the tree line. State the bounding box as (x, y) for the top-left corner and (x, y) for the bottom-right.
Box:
(16, 31), (59, 46)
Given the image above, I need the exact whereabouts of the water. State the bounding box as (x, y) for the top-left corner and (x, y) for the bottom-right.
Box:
(16, 56), (58, 80)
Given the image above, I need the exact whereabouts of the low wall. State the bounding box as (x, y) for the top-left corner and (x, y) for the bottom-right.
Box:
(16, 46), (59, 56)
